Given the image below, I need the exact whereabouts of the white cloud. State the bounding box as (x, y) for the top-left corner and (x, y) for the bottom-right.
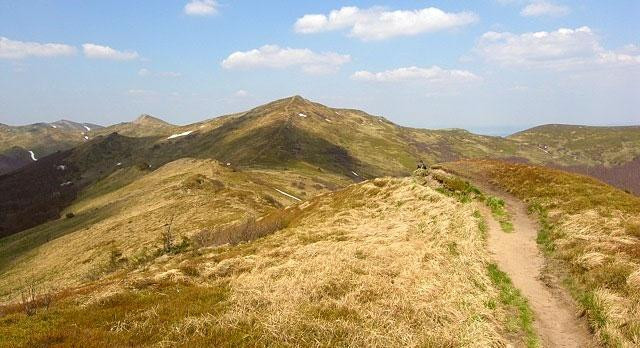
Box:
(184, 0), (218, 16)
(521, 1), (570, 17)
(138, 68), (150, 76)
(596, 46), (640, 66)
(83, 43), (139, 60)
(352, 66), (481, 84)
(294, 6), (478, 41)
(0, 36), (76, 59)
(476, 26), (640, 69)
(221, 45), (351, 74)
(234, 89), (249, 97)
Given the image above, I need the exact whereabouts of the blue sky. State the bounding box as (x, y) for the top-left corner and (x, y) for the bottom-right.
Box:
(1, 1), (638, 134)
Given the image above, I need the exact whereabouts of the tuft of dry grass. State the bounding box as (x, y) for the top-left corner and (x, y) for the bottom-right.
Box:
(444, 159), (640, 347)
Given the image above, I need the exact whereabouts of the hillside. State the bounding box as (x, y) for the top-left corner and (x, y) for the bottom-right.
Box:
(0, 147), (32, 175)
(0, 120), (104, 155)
(3, 97), (637, 181)
(0, 96), (500, 238)
(509, 124), (640, 166)
(2, 96), (639, 240)
(0, 120), (104, 175)
(0, 169), (537, 347)
(507, 124), (640, 194)
(442, 160), (640, 347)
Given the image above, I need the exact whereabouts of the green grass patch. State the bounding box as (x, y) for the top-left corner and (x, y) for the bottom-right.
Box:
(485, 196), (514, 233)
(487, 264), (538, 348)
(432, 173), (483, 203)
(473, 210), (488, 240)
(528, 203), (554, 254)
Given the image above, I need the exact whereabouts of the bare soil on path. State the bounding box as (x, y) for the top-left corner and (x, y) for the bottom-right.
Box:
(474, 182), (595, 347)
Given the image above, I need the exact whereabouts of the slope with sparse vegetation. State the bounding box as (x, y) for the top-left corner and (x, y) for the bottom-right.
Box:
(443, 159), (640, 347)
(0, 174), (540, 347)
(509, 124), (640, 166)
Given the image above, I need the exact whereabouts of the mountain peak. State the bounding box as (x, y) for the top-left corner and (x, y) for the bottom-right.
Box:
(133, 114), (170, 125)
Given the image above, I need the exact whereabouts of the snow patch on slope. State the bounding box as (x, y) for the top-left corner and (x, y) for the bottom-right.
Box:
(167, 131), (193, 139)
(28, 150), (37, 161)
(274, 188), (302, 202)
(83, 125), (91, 131)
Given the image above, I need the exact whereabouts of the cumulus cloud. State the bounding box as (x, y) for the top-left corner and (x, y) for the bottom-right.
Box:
(352, 66), (481, 84)
(184, 0), (218, 16)
(521, 1), (570, 17)
(83, 43), (139, 60)
(294, 6), (478, 41)
(476, 26), (640, 69)
(221, 45), (351, 74)
(0, 36), (76, 59)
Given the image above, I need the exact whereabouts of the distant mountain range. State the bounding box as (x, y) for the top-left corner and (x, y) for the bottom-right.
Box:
(2, 96), (639, 175)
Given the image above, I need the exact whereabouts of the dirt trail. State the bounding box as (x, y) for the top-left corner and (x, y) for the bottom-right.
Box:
(476, 184), (594, 347)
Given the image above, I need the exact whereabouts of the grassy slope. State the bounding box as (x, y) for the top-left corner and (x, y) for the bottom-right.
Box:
(1, 176), (533, 347)
(0, 158), (321, 301)
(443, 159), (640, 346)
(0, 121), (105, 157)
(0, 125), (83, 158)
(509, 124), (640, 166)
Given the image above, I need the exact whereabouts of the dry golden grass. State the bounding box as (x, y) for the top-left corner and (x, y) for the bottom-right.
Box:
(444, 159), (640, 347)
(195, 179), (502, 346)
(1, 176), (526, 346)
(0, 158), (334, 303)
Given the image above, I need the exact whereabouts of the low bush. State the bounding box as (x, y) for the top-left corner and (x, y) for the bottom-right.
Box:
(181, 174), (224, 192)
(262, 194), (283, 208)
(13, 282), (55, 317)
(179, 264), (200, 277)
(192, 208), (300, 248)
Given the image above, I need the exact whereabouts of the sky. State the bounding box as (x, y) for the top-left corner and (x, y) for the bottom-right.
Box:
(0, 0), (639, 135)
